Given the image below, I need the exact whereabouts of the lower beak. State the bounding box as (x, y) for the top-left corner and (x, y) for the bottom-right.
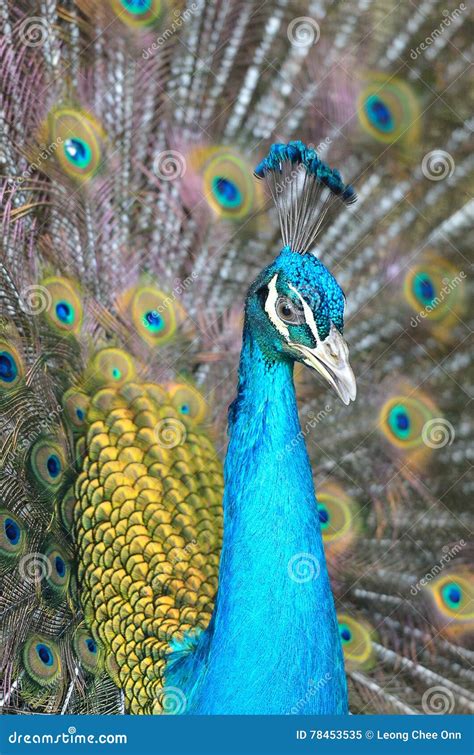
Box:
(292, 325), (356, 405)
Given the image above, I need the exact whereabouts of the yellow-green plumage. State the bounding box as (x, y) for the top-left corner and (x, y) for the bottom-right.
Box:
(75, 380), (223, 713)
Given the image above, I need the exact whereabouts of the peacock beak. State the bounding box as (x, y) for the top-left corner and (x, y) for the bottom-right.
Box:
(292, 324), (356, 405)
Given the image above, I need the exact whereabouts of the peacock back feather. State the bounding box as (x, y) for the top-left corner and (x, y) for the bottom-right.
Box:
(76, 377), (223, 713)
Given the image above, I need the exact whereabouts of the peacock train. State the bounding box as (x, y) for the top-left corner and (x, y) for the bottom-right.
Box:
(0, 0), (472, 717)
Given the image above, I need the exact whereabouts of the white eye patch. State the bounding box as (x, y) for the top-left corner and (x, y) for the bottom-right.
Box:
(264, 274), (321, 345)
(288, 283), (320, 344)
(264, 275), (291, 340)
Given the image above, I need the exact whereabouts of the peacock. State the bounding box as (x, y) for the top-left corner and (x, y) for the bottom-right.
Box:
(0, 0), (473, 718)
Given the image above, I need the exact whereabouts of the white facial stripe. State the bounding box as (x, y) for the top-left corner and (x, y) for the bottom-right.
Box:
(265, 274), (290, 340)
(288, 282), (319, 344)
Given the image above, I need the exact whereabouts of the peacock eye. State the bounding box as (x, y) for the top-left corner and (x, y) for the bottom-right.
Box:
(275, 296), (306, 325)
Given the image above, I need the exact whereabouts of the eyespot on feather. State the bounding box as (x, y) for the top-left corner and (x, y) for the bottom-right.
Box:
(0, 342), (24, 391)
(337, 614), (377, 672)
(22, 636), (62, 686)
(44, 545), (70, 594)
(73, 626), (104, 674)
(108, 0), (164, 27)
(189, 146), (263, 221)
(118, 285), (182, 346)
(422, 570), (474, 642)
(316, 483), (359, 554)
(404, 256), (466, 341)
(167, 382), (208, 424)
(377, 384), (444, 471)
(59, 488), (76, 531)
(0, 510), (26, 560)
(62, 388), (90, 430)
(357, 74), (420, 145)
(86, 348), (137, 392)
(41, 277), (83, 335)
(29, 438), (67, 491)
(41, 107), (106, 182)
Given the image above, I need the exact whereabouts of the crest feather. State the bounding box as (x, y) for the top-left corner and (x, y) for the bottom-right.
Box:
(254, 141), (356, 254)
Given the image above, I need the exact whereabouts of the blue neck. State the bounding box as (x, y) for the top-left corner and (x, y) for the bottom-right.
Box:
(167, 327), (347, 714)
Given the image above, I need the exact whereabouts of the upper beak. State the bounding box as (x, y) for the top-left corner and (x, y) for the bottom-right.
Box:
(292, 324), (356, 405)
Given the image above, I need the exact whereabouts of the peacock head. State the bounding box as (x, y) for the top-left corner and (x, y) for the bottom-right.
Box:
(246, 246), (355, 404)
(248, 141), (357, 405)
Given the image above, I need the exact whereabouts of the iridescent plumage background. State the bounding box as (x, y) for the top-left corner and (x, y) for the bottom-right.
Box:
(0, 0), (472, 715)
